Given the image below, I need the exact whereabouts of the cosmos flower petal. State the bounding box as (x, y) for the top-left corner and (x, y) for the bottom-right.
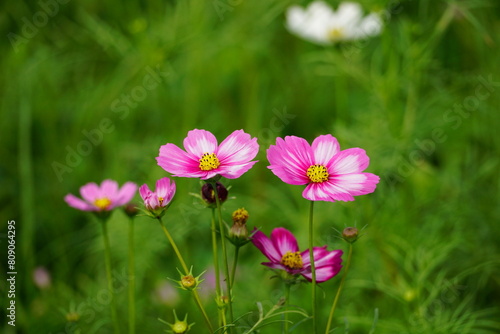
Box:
(139, 184), (153, 202)
(311, 134), (340, 166)
(336, 1), (363, 26)
(100, 179), (119, 199)
(114, 182), (137, 207)
(251, 230), (282, 263)
(80, 182), (99, 203)
(329, 148), (370, 174)
(356, 13), (382, 38)
(271, 228), (300, 255)
(267, 137), (312, 185)
(183, 129), (218, 158)
(217, 161), (258, 179)
(328, 173), (380, 198)
(64, 194), (95, 211)
(302, 247), (343, 268)
(262, 262), (288, 271)
(217, 130), (259, 165)
(301, 264), (342, 283)
(157, 143), (203, 177)
(302, 183), (336, 202)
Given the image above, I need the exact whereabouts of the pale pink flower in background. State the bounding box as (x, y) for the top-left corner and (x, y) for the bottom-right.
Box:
(286, 1), (383, 45)
(252, 227), (343, 283)
(64, 179), (137, 211)
(33, 266), (51, 289)
(267, 134), (379, 202)
(139, 177), (176, 211)
(156, 129), (259, 180)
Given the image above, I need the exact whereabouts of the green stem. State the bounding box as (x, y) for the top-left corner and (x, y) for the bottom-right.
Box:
(211, 208), (225, 328)
(325, 243), (353, 334)
(284, 283), (291, 334)
(128, 218), (136, 334)
(213, 183), (234, 332)
(308, 201), (317, 334)
(100, 220), (120, 334)
(230, 246), (240, 288)
(157, 218), (214, 333)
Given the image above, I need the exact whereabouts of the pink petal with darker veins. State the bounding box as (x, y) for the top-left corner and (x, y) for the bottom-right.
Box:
(271, 228), (300, 255)
(183, 129), (218, 158)
(251, 230), (282, 263)
(311, 134), (340, 166)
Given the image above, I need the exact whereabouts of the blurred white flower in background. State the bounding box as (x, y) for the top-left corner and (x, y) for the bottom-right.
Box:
(286, 1), (383, 45)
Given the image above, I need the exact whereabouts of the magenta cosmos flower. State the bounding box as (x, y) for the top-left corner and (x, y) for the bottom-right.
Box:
(65, 179), (137, 211)
(156, 129), (259, 180)
(139, 177), (176, 211)
(252, 227), (342, 282)
(267, 134), (379, 202)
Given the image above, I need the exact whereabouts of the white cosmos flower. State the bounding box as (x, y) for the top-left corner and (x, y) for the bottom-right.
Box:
(286, 1), (383, 45)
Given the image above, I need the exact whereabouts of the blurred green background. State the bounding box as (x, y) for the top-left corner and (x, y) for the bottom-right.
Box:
(1, 0), (500, 333)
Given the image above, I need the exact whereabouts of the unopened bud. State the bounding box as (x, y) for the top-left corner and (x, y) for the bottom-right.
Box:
(181, 275), (196, 289)
(123, 203), (139, 217)
(201, 182), (228, 207)
(165, 310), (193, 334)
(342, 227), (359, 243)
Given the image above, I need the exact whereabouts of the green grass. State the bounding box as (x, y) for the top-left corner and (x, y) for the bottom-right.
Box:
(1, 0), (500, 333)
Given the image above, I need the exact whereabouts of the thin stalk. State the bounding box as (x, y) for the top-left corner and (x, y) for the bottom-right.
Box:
(157, 217), (214, 333)
(128, 218), (136, 334)
(211, 208), (225, 328)
(325, 243), (353, 334)
(100, 221), (120, 334)
(308, 201), (317, 334)
(213, 184), (234, 332)
(230, 246), (240, 288)
(283, 283), (291, 334)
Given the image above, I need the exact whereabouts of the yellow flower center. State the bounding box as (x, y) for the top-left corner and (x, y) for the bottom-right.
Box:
(199, 153), (220, 171)
(94, 198), (112, 210)
(306, 164), (329, 183)
(158, 197), (164, 206)
(328, 28), (344, 41)
(281, 251), (303, 270)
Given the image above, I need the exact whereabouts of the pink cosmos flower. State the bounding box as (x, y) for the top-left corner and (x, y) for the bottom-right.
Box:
(252, 227), (342, 283)
(139, 177), (176, 210)
(267, 134), (379, 202)
(64, 179), (137, 211)
(156, 129), (259, 180)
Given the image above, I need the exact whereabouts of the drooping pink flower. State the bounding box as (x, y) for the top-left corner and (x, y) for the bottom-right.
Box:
(139, 177), (176, 211)
(64, 179), (137, 211)
(252, 227), (342, 283)
(156, 129), (259, 180)
(267, 134), (379, 202)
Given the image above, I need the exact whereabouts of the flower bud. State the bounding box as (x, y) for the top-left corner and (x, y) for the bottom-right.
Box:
(201, 182), (228, 207)
(342, 227), (359, 243)
(123, 203), (139, 218)
(228, 208), (251, 246)
(172, 267), (205, 291)
(165, 310), (193, 334)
